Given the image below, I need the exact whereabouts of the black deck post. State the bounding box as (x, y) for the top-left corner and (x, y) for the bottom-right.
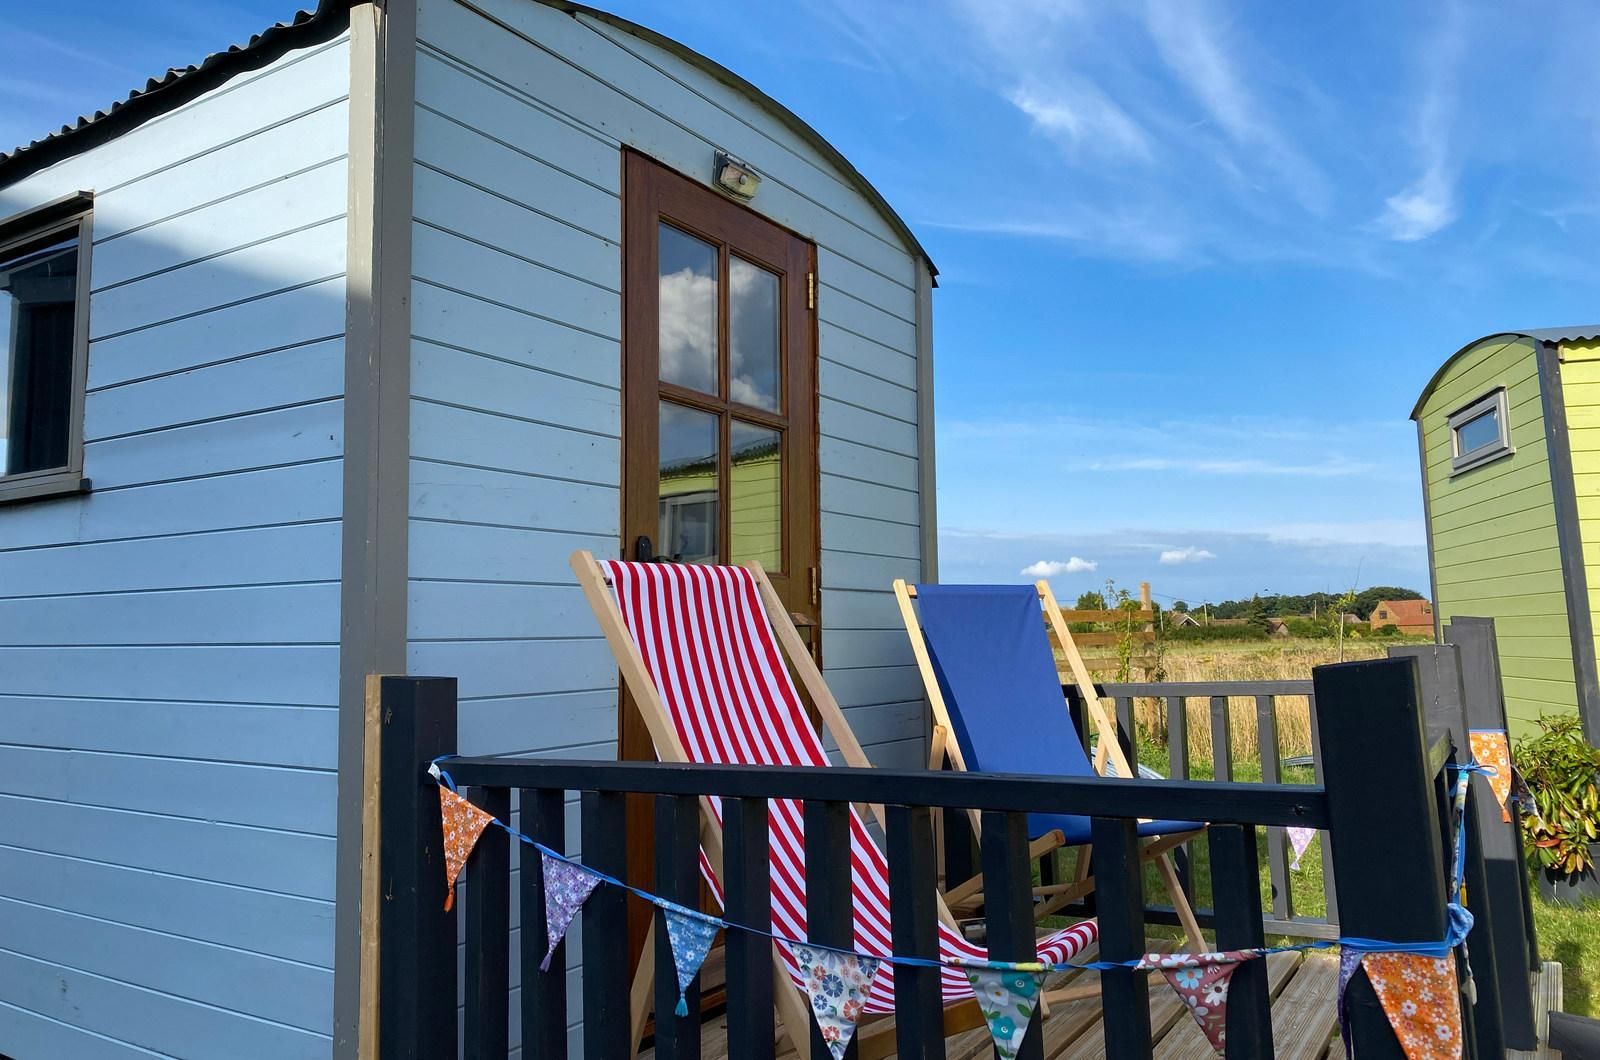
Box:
(376, 675), (458, 1060)
(1313, 658), (1450, 1060)
(1447, 617), (1540, 1049)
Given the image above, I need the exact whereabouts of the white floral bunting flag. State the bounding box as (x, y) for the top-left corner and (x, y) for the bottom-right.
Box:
(1287, 826), (1317, 870)
(790, 943), (881, 1059)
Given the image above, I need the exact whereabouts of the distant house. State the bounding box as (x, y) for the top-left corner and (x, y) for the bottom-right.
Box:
(1266, 617), (1291, 637)
(1370, 600), (1434, 635)
(1169, 612), (1201, 629)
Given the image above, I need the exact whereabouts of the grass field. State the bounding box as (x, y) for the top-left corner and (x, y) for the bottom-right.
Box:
(1076, 638), (1599, 1017)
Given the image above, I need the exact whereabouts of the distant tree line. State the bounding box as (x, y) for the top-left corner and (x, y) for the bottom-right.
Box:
(1179, 586), (1424, 622)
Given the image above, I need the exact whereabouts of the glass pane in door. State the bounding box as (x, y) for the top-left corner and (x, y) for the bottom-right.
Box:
(658, 224), (718, 395)
(728, 256), (780, 411)
(729, 420), (781, 569)
(658, 401), (720, 563)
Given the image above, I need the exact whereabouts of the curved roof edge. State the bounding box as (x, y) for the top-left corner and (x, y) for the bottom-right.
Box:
(542, 1), (935, 280)
(1410, 326), (1600, 420)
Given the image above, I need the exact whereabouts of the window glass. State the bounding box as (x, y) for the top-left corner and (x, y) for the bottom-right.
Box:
(729, 420), (781, 569)
(728, 256), (779, 411)
(658, 401), (720, 563)
(658, 224), (718, 395)
(1, 234), (77, 476)
(1455, 407), (1501, 455)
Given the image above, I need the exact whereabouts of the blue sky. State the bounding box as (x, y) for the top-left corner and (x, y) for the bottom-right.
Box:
(7, 2), (1598, 607)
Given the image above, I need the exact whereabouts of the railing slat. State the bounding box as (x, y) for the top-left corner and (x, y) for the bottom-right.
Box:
(521, 787), (567, 1059)
(464, 786), (510, 1060)
(981, 810), (1042, 1060)
(1306, 692), (1338, 924)
(1255, 695), (1293, 923)
(1166, 694), (1195, 902)
(654, 794), (703, 1060)
(1092, 816), (1152, 1060)
(581, 790), (631, 1060)
(888, 805), (944, 1060)
(723, 797), (775, 1060)
(806, 799), (854, 1059)
(1209, 823), (1272, 1058)
(1208, 696), (1232, 781)
(1114, 696), (1136, 767)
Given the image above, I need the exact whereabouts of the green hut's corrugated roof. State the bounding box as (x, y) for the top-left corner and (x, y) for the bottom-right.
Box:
(1411, 327), (1600, 420)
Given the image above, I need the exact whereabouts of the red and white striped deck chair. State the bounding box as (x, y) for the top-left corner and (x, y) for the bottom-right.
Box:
(571, 552), (1099, 1056)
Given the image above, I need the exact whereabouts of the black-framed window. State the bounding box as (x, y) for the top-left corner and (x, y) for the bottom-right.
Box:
(0, 193), (92, 504)
(1447, 387), (1512, 476)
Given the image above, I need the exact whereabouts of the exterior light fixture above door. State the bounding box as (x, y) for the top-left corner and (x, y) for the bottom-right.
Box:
(714, 150), (761, 201)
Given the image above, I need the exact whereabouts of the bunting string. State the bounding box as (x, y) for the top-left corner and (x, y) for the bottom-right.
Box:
(427, 756), (1493, 978)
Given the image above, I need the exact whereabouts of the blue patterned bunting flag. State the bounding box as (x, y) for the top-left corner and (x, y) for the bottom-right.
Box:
(1337, 948), (1362, 1059)
(963, 965), (1048, 1058)
(790, 943), (881, 1058)
(661, 902), (720, 1016)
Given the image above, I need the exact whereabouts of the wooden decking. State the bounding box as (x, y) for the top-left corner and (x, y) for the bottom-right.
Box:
(640, 950), (1341, 1060)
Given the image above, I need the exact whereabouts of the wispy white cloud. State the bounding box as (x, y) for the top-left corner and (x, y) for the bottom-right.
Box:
(1008, 82), (1153, 163)
(1376, 3), (1467, 241)
(1159, 546), (1217, 566)
(1022, 557), (1098, 577)
(1140, 1), (1330, 213)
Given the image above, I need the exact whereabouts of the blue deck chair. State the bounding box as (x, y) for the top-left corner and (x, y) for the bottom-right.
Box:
(894, 579), (1206, 950)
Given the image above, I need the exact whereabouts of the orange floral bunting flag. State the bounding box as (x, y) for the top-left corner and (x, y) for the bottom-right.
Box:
(1468, 729), (1513, 823)
(440, 786), (496, 912)
(1362, 952), (1462, 1060)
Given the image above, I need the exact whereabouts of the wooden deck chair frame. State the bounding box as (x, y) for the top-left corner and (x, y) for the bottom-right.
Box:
(893, 578), (1206, 952)
(572, 551), (1105, 1059)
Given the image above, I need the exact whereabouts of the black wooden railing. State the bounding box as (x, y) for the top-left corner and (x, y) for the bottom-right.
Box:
(1060, 678), (1338, 940)
(373, 655), (1519, 1060)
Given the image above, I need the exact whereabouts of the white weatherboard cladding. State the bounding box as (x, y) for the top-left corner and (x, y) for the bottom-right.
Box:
(410, 1), (927, 1051)
(0, 33), (350, 1060)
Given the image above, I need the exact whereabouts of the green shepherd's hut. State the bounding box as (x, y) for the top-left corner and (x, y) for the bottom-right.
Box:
(1413, 327), (1600, 742)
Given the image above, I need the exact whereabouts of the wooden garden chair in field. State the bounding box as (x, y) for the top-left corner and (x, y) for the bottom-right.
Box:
(571, 552), (1101, 1058)
(894, 579), (1207, 952)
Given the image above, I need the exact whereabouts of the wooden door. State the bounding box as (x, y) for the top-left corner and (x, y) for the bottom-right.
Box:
(619, 151), (820, 965)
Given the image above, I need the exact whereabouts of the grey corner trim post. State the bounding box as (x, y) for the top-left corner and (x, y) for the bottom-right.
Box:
(915, 261), (938, 581)
(334, 2), (416, 1058)
(1536, 341), (1600, 742)
(1413, 417), (1442, 642)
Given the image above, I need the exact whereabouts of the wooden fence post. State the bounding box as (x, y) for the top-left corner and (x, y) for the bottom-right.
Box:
(1447, 617), (1540, 1050)
(375, 675), (458, 1060)
(1388, 643), (1507, 1058)
(1313, 658), (1450, 1060)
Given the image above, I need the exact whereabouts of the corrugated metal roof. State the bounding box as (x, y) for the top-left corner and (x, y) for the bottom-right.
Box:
(0, 1), (353, 185)
(1411, 327), (1600, 419)
(1517, 326), (1600, 345)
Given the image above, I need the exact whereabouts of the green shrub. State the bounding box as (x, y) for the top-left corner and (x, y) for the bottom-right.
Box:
(1518, 715), (1600, 878)
(1165, 624), (1270, 643)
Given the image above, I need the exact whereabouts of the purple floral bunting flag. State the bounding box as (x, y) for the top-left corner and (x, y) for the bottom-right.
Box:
(540, 852), (601, 972)
(1337, 948), (1362, 1058)
(790, 943), (881, 1059)
(1287, 826), (1317, 870)
(662, 902), (721, 1016)
(962, 965), (1048, 1058)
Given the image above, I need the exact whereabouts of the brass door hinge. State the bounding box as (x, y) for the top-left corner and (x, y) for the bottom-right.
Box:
(807, 271), (816, 310)
(810, 566), (819, 606)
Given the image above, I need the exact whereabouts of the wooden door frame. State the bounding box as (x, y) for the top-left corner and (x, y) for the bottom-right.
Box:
(616, 149), (822, 987)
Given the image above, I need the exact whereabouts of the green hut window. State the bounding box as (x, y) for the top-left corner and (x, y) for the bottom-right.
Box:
(1447, 388), (1511, 475)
